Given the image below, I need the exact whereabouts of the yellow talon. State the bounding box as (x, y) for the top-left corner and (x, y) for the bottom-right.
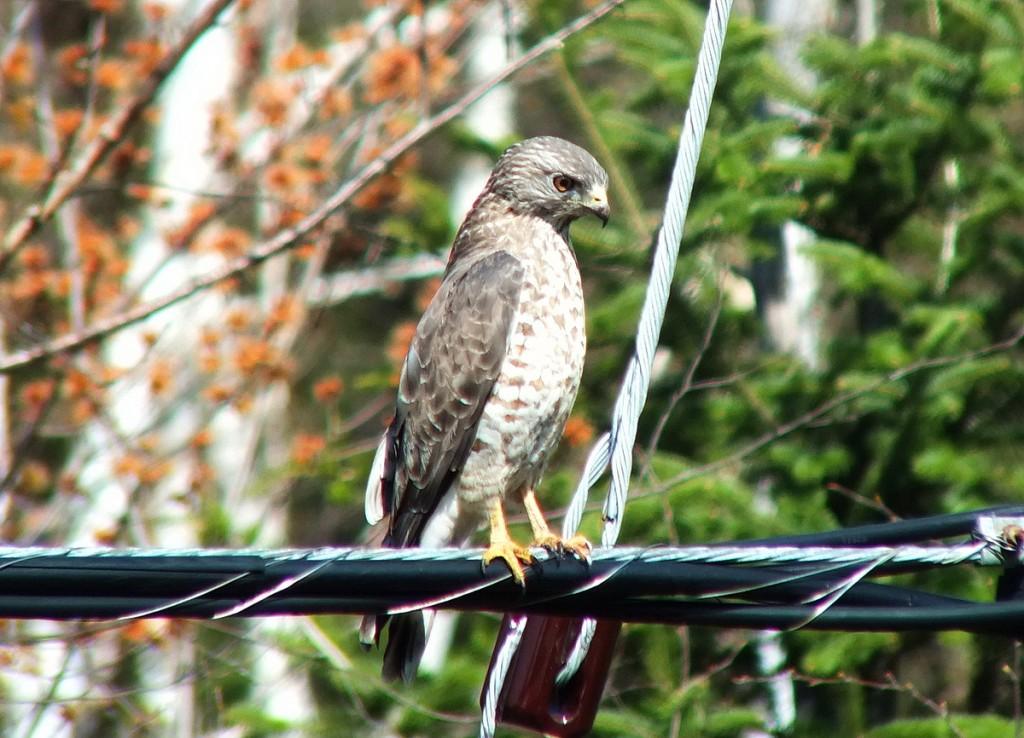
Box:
(523, 488), (591, 561)
(482, 539), (534, 585)
(533, 533), (592, 561)
(484, 501), (534, 585)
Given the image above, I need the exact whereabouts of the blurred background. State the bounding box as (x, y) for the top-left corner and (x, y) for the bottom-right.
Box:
(0, 0), (1022, 735)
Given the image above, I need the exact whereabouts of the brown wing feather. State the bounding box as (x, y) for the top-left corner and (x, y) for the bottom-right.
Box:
(381, 250), (524, 548)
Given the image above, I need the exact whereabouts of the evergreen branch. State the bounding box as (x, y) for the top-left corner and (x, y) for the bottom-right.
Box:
(0, 0), (626, 374)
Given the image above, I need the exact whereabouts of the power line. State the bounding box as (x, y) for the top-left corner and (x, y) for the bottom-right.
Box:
(0, 509), (1019, 632)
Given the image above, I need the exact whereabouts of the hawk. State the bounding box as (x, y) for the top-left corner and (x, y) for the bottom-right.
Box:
(361, 136), (609, 682)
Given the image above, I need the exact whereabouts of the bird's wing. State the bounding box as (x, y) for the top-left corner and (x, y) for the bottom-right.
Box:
(367, 250), (525, 548)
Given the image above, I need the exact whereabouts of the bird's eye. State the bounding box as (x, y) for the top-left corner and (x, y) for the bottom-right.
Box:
(552, 175), (575, 193)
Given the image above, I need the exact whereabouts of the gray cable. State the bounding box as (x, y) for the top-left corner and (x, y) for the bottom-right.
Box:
(0, 541), (999, 568)
(551, 0), (735, 693)
(479, 615), (527, 738)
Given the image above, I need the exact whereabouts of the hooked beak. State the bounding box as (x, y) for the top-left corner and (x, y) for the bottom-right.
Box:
(585, 185), (610, 227)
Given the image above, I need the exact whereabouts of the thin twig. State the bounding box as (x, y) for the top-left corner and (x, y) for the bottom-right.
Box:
(735, 669), (966, 738)
(21, 637), (76, 738)
(300, 616), (477, 725)
(892, 672), (965, 738)
(825, 482), (900, 521)
(686, 364), (776, 392)
(34, 14), (105, 208)
(31, 13), (105, 334)
(642, 284), (723, 469)
(671, 640), (745, 700)
(0, 0), (237, 272)
(117, 2), (399, 303)
(0, 0), (626, 374)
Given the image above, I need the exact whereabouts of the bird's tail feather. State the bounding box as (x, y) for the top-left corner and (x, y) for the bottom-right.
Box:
(358, 613), (381, 650)
(358, 519), (439, 682)
(359, 610), (433, 684)
(381, 612), (427, 684)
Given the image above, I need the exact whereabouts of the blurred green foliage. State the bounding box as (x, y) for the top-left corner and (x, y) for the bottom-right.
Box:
(282, 0), (1024, 734)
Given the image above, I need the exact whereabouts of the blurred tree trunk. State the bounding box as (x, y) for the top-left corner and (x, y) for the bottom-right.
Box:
(69, 0), (240, 734)
(751, 0), (837, 732)
(755, 0), (833, 371)
(235, 1), (316, 732)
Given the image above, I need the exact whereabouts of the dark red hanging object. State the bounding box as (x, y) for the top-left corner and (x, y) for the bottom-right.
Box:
(482, 614), (621, 737)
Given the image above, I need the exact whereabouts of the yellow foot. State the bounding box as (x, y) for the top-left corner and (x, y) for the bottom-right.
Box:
(482, 539), (535, 585)
(533, 534), (592, 562)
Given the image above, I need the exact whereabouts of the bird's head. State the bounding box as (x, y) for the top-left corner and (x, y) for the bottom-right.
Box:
(487, 136), (610, 230)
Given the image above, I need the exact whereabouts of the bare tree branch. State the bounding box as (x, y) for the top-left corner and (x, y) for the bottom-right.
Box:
(644, 324), (1024, 499)
(306, 253), (445, 307)
(642, 286), (723, 470)
(737, 670), (966, 738)
(32, 11), (106, 334)
(0, 0), (626, 374)
(825, 482), (900, 521)
(0, 0), (237, 273)
(35, 12), (106, 214)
